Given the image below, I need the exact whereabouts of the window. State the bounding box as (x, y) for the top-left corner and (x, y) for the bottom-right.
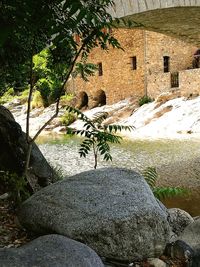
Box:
(131, 56), (137, 70)
(98, 62), (103, 76)
(171, 72), (179, 88)
(163, 56), (170, 73)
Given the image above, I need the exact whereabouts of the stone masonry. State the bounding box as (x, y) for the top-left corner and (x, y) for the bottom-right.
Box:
(69, 28), (199, 107)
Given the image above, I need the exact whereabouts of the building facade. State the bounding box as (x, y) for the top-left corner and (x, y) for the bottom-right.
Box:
(68, 28), (200, 108)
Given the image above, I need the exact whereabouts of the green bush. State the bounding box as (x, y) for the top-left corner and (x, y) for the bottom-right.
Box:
(31, 90), (44, 109)
(35, 78), (52, 107)
(60, 111), (76, 126)
(139, 95), (153, 106)
(48, 79), (62, 104)
(0, 87), (15, 104)
(1, 171), (30, 205)
(18, 88), (30, 103)
(60, 93), (75, 107)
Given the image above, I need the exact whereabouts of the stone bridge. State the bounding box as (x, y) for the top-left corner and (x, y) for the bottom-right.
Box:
(109, 0), (200, 46)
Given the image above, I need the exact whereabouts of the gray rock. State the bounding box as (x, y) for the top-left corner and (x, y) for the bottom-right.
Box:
(147, 258), (167, 267)
(168, 208), (194, 236)
(0, 234), (104, 267)
(178, 218), (200, 250)
(18, 168), (170, 261)
(0, 105), (56, 189)
(164, 240), (194, 261)
(174, 218), (200, 267)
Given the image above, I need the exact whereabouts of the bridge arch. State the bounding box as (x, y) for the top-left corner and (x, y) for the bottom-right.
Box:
(109, 0), (200, 46)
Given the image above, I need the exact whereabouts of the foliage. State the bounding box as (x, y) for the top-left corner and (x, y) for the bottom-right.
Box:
(66, 106), (134, 169)
(139, 95), (153, 106)
(60, 94), (75, 107)
(0, 0), (122, 191)
(0, 0), (121, 92)
(0, 0), (55, 92)
(142, 166), (188, 200)
(0, 88), (15, 104)
(33, 49), (65, 106)
(17, 88), (30, 104)
(0, 171), (30, 205)
(73, 61), (98, 81)
(60, 111), (77, 127)
(31, 91), (44, 109)
(35, 78), (51, 107)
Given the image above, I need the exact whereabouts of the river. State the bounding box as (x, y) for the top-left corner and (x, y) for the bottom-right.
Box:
(37, 135), (200, 216)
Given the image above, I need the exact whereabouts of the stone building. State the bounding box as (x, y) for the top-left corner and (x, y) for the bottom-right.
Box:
(68, 28), (200, 108)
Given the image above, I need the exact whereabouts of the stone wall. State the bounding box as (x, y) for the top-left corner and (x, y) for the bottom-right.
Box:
(72, 28), (146, 106)
(179, 68), (200, 96)
(146, 30), (197, 98)
(70, 28), (199, 106)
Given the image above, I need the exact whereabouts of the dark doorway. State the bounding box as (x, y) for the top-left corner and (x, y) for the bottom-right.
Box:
(77, 91), (89, 109)
(95, 90), (106, 106)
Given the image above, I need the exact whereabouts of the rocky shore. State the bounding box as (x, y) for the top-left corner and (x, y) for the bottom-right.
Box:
(5, 91), (200, 140)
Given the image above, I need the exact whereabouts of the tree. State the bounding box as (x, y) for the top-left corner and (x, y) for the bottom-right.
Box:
(66, 107), (134, 169)
(0, 0), (121, 189)
(0, 0), (56, 92)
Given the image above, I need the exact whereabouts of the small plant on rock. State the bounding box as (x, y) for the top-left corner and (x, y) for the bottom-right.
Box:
(142, 166), (188, 200)
(138, 95), (153, 106)
(66, 106), (134, 169)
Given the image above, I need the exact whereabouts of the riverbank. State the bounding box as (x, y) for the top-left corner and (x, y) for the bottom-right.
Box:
(6, 92), (200, 141)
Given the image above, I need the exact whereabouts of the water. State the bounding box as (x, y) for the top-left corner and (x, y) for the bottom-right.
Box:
(38, 135), (200, 216)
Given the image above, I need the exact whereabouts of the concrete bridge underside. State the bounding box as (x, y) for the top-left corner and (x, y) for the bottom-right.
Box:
(110, 1), (200, 46)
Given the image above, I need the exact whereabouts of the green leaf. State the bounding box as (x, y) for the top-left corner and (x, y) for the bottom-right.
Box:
(143, 166), (158, 188)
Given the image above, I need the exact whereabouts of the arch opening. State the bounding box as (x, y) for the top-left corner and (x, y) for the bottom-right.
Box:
(77, 91), (89, 109)
(95, 89), (106, 106)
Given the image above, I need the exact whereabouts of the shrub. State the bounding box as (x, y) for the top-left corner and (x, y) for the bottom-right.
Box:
(35, 78), (51, 107)
(0, 87), (15, 104)
(31, 90), (44, 109)
(60, 111), (76, 126)
(61, 94), (74, 102)
(1, 171), (30, 205)
(139, 95), (153, 106)
(18, 88), (30, 104)
(48, 80), (62, 105)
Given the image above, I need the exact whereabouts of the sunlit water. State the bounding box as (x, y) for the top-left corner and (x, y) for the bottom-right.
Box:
(38, 135), (200, 216)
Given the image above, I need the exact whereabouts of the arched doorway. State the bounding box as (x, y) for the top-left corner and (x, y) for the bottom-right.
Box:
(76, 91), (89, 109)
(95, 89), (106, 106)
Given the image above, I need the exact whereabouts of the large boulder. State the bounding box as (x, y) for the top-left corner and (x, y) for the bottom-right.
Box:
(18, 168), (170, 261)
(0, 234), (104, 267)
(0, 105), (56, 189)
